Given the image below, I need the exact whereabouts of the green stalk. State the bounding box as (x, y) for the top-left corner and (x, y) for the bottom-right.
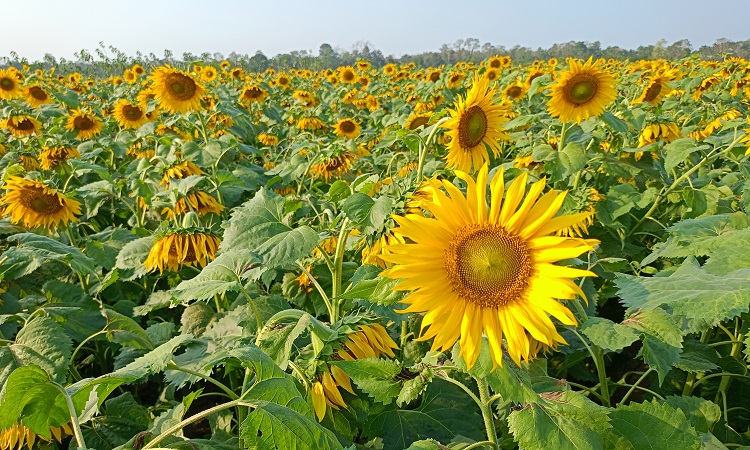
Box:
(415, 117), (450, 183)
(476, 377), (499, 449)
(52, 383), (86, 449)
(330, 218), (351, 322)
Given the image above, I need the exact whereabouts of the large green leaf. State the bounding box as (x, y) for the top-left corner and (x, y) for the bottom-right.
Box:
(114, 236), (155, 280)
(616, 257), (750, 332)
(622, 308), (683, 385)
(0, 233), (97, 279)
(0, 316), (72, 386)
(663, 138), (705, 173)
(0, 366), (71, 439)
(331, 358), (402, 404)
(508, 390), (612, 450)
(343, 193), (393, 234)
(172, 249), (260, 302)
(239, 400), (344, 450)
(606, 399), (701, 450)
(220, 188), (319, 269)
(84, 227), (140, 270)
(663, 396), (721, 434)
(257, 313), (310, 370)
(581, 317), (640, 353)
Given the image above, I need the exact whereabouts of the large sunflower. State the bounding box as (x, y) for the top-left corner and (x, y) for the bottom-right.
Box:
(65, 108), (103, 140)
(1, 115), (41, 137)
(442, 75), (511, 173)
(547, 57), (617, 124)
(0, 68), (22, 100)
(381, 165), (597, 368)
(144, 228), (220, 273)
(113, 99), (149, 129)
(333, 118), (361, 139)
(1, 176), (82, 230)
(24, 84), (53, 108)
(150, 66), (205, 113)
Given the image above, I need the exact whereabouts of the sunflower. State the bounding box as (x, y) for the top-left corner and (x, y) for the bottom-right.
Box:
(310, 151), (355, 181)
(442, 75), (511, 173)
(638, 122), (681, 147)
(144, 228), (221, 273)
(65, 108), (103, 140)
(162, 191), (225, 219)
(239, 85), (268, 105)
(404, 112), (432, 130)
(39, 146), (80, 170)
(113, 99), (149, 129)
(338, 66), (357, 84)
(503, 80), (527, 102)
(381, 165), (598, 368)
(1, 176), (82, 230)
(333, 118), (361, 139)
(201, 66), (218, 82)
(547, 57), (617, 124)
(161, 160), (204, 185)
(487, 56), (503, 69)
(150, 65), (205, 113)
(123, 69), (137, 84)
(297, 117), (328, 131)
(446, 71), (466, 89)
(132, 64), (145, 76)
(635, 70), (677, 105)
(484, 69), (500, 82)
(24, 84), (53, 108)
(0, 68), (22, 100)
(257, 133), (279, 146)
(311, 323), (398, 421)
(276, 73), (291, 89)
(0, 422), (72, 450)
(1, 115), (41, 137)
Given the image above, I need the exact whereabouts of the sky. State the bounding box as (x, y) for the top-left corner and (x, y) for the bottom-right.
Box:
(3, 0), (749, 62)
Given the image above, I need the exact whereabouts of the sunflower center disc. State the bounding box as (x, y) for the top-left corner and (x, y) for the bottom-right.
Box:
(166, 73), (196, 100)
(16, 119), (34, 131)
(340, 121), (356, 133)
(507, 86), (522, 98)
(567, 75), (598, 105)
(24, 189), (64, 214)
(458, 105), (488, 149)
(123, 105), (143, 120)
(29, 86), (47, 100)
(445, 225), (533, 308)
(0, 78), (12, 90)
(644, 82), (662, 102)
(73, 116), (94, 131)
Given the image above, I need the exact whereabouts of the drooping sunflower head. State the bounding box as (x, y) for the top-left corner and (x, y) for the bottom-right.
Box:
(441, 75), (511, 172)
(381, 165), (598, 368)
(0, 68), (23, 100)
(144, 227), (221, 273)
(297, 116), (328, 132)
(162, 191), (225, 219)
(0, 422), (73, 450)
(1, 114), (42, 137)
(149, 65), (205, 114)
(39, 146), (80, 170)
(333, 118), (361, 139)
(65, 108), (103, 140)
(310, 151), (356, 182)
(257, 133), (279, 147)
(113, 99), (149, 129)
(1, 176), (82, 230)
(638, 122), (682, 147)
(547, 57), (617, 124)
(24, 84), (53, 108)
(239, 85), (268, 105)
(636, 69), (678, 105)
(161, 160), (205, 185)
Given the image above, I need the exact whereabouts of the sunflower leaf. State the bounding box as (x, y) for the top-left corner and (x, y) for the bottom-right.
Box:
(581, 317), (640, 353)
(239, 400), (344, 450)
(0, 316), (72, 387)
(330, 359), (402, 404)
(606, 399), (701, 450)
(508, 390), (612, 450)
(171, 249), (260, 302)
(663, 138), (703, 173)
(0, 366), (71, 439)
(0, 233), (97, 279)
(622, 308), (683, 385)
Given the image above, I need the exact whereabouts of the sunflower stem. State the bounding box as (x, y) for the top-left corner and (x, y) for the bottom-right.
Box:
(52, 382), (86, 449)
(416, 117), (450, 183)
(476, 376), (499, 449)
(558, 122), (568, 150)
(165, 363), (238, 400)
(330, 218), (352, 322)
(296, 261), (333, 320)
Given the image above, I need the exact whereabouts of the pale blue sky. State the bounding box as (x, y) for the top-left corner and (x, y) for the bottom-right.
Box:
(4, 0), (749, 61)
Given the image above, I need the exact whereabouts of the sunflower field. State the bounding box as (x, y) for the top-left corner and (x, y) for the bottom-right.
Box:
(0, 54), (749, 450)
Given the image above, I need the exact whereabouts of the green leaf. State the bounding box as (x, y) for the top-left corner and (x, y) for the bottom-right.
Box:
(331, 358), (402, 404)
(0, 233), (97, 279)
(0, 316), (72, 386)
(622, 308), (683, 385)
(220, 188), (319, 270)
(102, 308), (153, 349)
(228, 343), (291, 382)
(336, 276), (404, 306)
(606, 399), (701, 450)
(244, 378), (310, 416)
(663, 138), (707, 173)
(674, 339), (720, 373)
(616, 257), (750, 333)
(364, 379), (485, 449)
(663, 396), (721, 434)
(343, 193), (374, 223)
(329, 180), (351, 201)
(257, 313), (310, 370)
(82, 393), (150, 450)
(172, 250), (259, 302)
(110, 335), (192, 380)
(559, 142), (586, 177)
(240, 400), (344, 450)
(508, 390), (612, 450)
(580, 317), (640, 353)
(84, 228), (140, 270)
(601, 111), (629, 133)
(114, 236), (155, 280)
(0, 366), (71, 439)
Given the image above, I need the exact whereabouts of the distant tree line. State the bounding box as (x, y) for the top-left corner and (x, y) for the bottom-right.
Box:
(2, 38), (749, 74)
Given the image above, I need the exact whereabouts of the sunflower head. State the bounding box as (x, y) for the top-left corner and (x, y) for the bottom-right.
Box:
(24, 85), (53, 108)
(1, 176), (82, 230)
(65, 108), (103, 140)
(113, 99), (149, 129)
(161, 160), (205, 185)
(1, 114), (42, 137)
(404, 112), (432, 131)
(39, 146), (80, 170)
(547, 57), (617, 124)
(333, 118), (361, 139)
(297, 117), (328, 131)
(0, 68), (23, 100)
(442, 75), (511, 172)
(240, 85), (268, 104)
(338, 66), (357, 84)
(381, 165), (598, 368)
(257, 133), (279, 146)
(144, 227), (221, 273)
(149, 65), (205, 114)
(310, 151), (355, 182)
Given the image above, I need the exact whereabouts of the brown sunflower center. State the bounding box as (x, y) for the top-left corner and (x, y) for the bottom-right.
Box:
(458, 105), (488, 149)
(342, 71), (355, 82)
(122, 104), (143, 120)
(166, 73), (197, 100)
(15, 118), (35, 131)
(444, 225), (534, 308)
(507, 86), (522, 98)
(279, 77), (289, 85)
(28, 86), (47, 100)
(0, 78), (14, 90)
(490, 60), (502, 69)
(429, 72), (440, 82)
(22, 187), (64, 214)
(644, 81), (662, 102)
(487, 71), (498, 81)
(565, 74), (598, 105)
(339, 120), (356, 133)
(244, 88), (262, 99)
(408, 116), (429, 130)
(73, 116), (94, 131)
